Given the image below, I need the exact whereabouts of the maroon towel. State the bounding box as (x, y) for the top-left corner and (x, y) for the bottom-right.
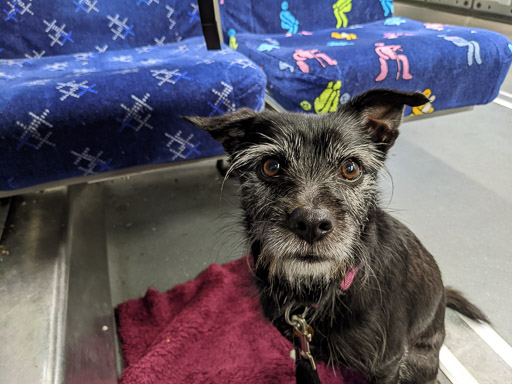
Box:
(116, 257), (366, 384)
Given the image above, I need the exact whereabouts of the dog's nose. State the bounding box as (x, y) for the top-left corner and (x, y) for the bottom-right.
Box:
(289, 207), (334, 244)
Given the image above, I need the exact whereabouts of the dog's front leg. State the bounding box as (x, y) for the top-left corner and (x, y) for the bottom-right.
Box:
(370, 329), (442, 384)
(371, 356), (437, 384)
(397, 305), (445, 384)
(397, 343), (441, 384)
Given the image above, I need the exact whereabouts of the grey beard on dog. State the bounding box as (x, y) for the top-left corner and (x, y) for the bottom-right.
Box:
(184, 89), (488, 384)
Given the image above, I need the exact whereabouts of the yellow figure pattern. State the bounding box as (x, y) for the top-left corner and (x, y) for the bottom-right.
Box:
(228, 28), (238, 50)
(300, 100), (312, 111)
(314, 81), (342, 114)
(333, 0), (352, 29)
(409, 89), (436, 116)
(229, 37), (238, 50)
(331, 32), (357, 40)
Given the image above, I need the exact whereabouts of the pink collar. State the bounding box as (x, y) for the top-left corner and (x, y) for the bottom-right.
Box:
(340, 264), (361, 291)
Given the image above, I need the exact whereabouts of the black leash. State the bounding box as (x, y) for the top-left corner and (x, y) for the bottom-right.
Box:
(285, 306), (323, 384)
(296, 358), (322, 384)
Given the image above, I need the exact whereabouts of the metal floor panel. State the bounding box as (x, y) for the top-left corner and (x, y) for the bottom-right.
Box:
(386, 102), (512, 344)
(0, 189), (69, 384)
(104, 160), (245, 308)
(443, 310), (512, 383)
(0, 185), (117, 384)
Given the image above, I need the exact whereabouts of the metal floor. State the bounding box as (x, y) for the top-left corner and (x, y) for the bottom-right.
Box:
(1, 5), (512, 384)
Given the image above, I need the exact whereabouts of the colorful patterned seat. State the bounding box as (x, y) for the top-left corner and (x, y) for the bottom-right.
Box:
(220, 0), (512, 115)
(0, 1), (266, 192)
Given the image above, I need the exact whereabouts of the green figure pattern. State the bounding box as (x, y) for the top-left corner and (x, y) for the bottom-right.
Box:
(314, 80), (342, 113)
(333, 0), (352, 28)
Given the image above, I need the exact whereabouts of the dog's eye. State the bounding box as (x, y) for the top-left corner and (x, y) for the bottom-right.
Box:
(341, 159), (361, 181)
(262, 159), (280, 177)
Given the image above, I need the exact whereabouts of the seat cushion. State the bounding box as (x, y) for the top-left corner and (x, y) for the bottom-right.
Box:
(232, 17), (512, 114)
(0, 36), (266, 191)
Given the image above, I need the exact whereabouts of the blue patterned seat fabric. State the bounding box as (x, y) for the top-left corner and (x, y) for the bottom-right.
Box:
(0, 1), (266, 191)
(220, 1), (512, 115)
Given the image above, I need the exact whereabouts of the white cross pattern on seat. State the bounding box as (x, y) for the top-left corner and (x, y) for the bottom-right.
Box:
(150, 69), (190, 86)
(154, 36), (166, 46)
(70, 147), (112, 175)
(165, 5), (176, 30)
(107, 14), (135, 41)
(111, 55), (133, 63)
(228, 58), (257, 70)
(74, 52), (95, 61)
(136, 45), (153, 54)
(117, 93), (154, 132)
(95, 44), (109, 53)
(165, 131), (201, 160)
(14, 109), (55, 150)
(43, 19), (74, 46)
(3, 0), (33, 23)
(73, 0), (99, 14)
(56, 80), (97, 101)
(136, 0), (159, 5)
(208, 81), (236, 116)
(44, 62), (68, 71)
(24, 50), (45, 61)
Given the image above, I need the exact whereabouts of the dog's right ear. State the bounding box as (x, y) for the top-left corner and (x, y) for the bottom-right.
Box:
(346, 89), (429, 153)
(182, 108), (259, 155)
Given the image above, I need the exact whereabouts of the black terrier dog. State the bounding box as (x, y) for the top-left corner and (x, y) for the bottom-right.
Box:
(184, 89), (487, 384)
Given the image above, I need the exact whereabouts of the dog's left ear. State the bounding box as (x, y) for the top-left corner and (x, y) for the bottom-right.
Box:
(182, 108), (259, 155)
(346, 89), (429, 153)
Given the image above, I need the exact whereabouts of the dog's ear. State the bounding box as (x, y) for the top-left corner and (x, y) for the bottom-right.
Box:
(346, 89), (429, 152)
(182, 108), (259, 154)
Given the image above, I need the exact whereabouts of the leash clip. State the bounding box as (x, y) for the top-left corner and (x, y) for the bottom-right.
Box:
(285, 306), (317, 371)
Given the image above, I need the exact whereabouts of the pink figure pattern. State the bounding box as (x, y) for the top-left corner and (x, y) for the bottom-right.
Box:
(383, 32), (414, 39)
(374, 43), (413, 82)
(292, 49), (338, 73)
(424, 23), (444, 31)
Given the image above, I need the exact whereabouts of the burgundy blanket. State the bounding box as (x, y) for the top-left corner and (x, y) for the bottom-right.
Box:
(116, 256), (366, 384)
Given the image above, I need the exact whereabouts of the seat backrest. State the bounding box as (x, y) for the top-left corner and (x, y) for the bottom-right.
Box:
(219, 0), (392, 35)
(0, 1), (203, 59)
